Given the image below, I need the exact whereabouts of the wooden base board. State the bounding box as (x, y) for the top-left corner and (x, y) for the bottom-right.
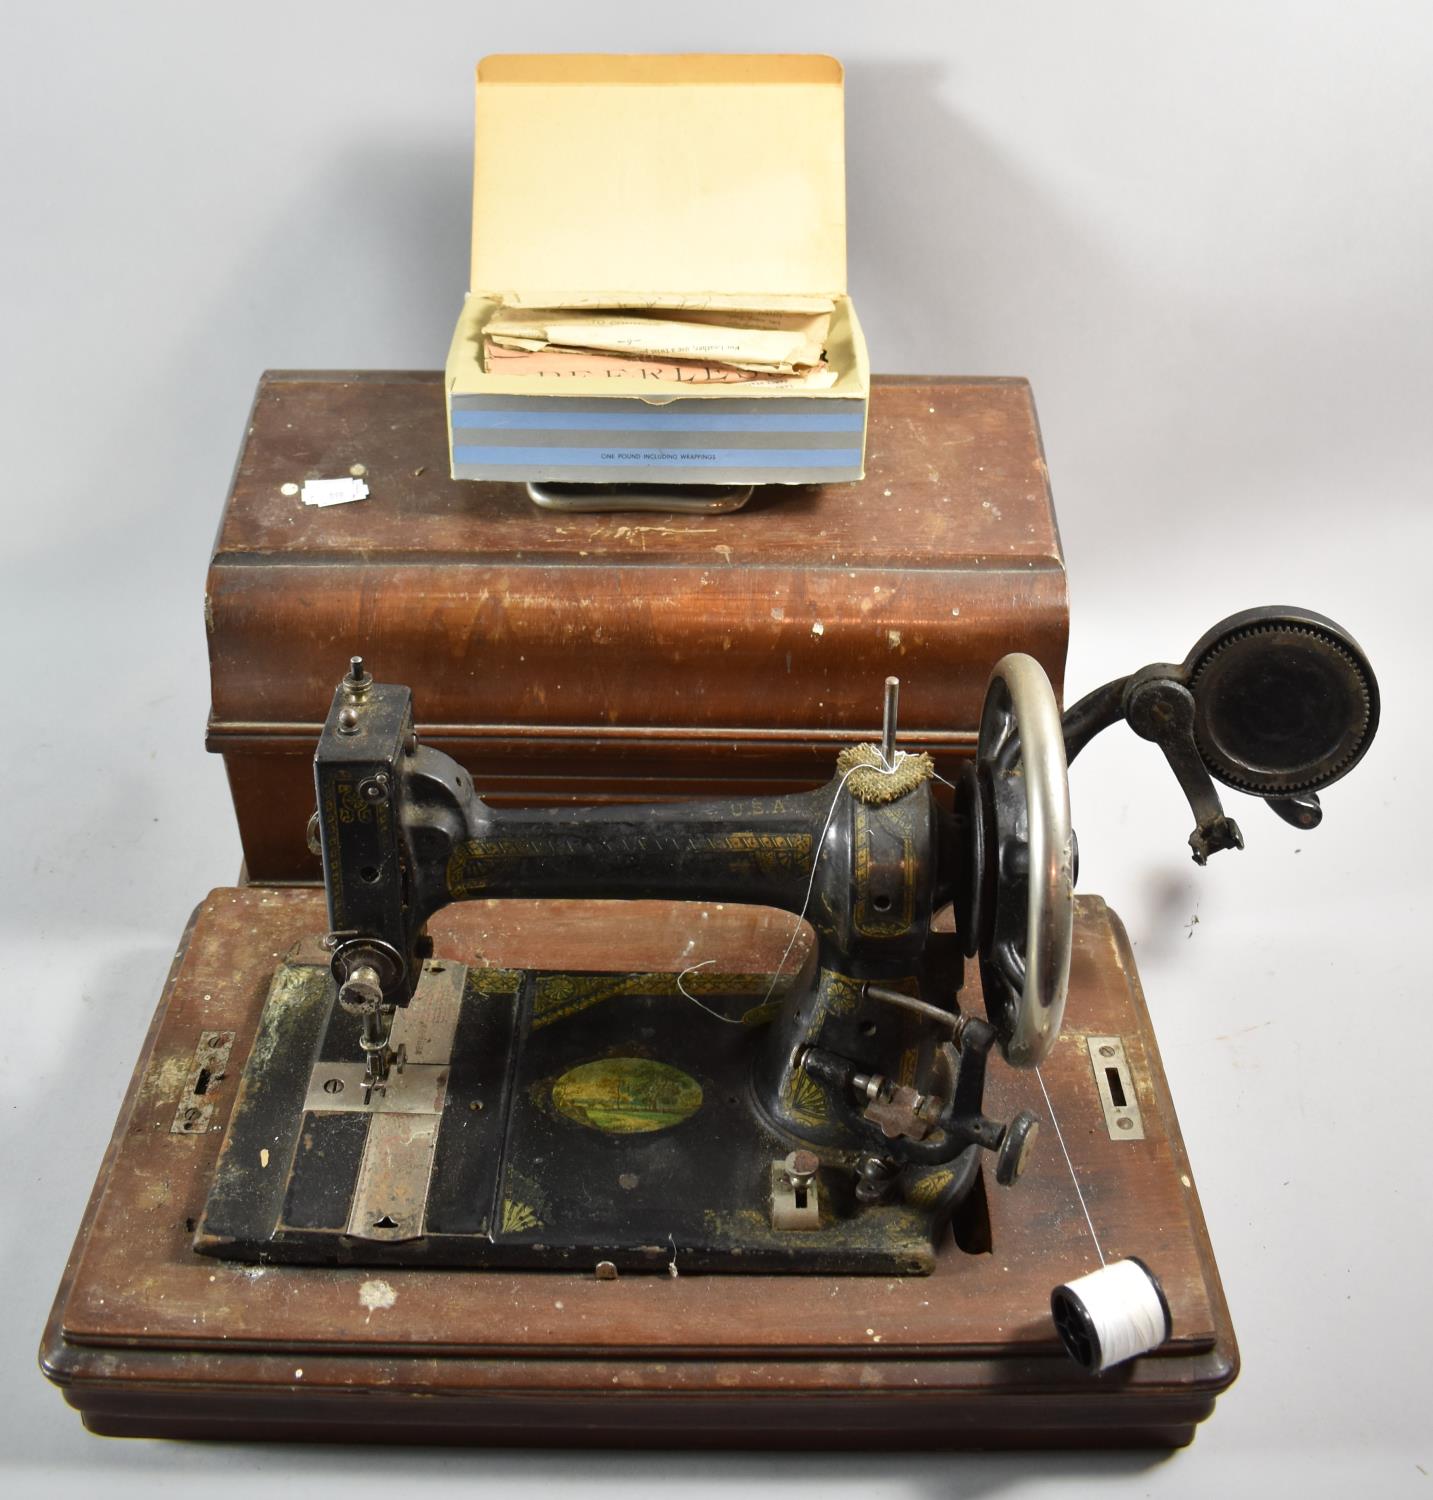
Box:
(40, 889), (1237, 1447)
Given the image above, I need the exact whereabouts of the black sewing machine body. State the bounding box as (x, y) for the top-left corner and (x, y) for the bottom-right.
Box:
(196, 607), (1377, 1274)
(198, 681), (1004, 1272)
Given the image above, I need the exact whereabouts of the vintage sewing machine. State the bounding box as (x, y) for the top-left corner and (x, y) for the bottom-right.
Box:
(194, 604), (1377, 1298)
(42, 589), (1378, 1445)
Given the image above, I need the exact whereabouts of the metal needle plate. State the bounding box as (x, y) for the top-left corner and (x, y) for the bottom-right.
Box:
(298, 961), (466, 1241)
(301, 1062), (449, 1116)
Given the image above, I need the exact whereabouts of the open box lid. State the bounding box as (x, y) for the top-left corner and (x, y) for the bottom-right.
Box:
(471, 54), (848, 304)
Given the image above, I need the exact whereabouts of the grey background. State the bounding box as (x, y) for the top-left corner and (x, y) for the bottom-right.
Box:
(2, 1), (1430, 1494)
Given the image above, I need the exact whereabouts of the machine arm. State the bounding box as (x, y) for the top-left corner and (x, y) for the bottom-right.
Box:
(312, 658), (951, 1096)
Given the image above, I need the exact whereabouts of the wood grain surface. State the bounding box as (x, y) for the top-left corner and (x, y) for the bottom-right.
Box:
(205, 373), (1068, 879)
(41, 889), (1236, 1446)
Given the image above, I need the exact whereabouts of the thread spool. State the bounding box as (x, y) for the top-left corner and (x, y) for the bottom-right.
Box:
(1051, 1258), (1172, 1372)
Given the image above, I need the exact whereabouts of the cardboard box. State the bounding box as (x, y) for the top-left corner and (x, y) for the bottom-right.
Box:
(444, 54), (869, 486)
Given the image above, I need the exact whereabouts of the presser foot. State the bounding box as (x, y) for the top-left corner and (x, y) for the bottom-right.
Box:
(360, 1040), (407, 1104)
(333, 949), (412, 1103)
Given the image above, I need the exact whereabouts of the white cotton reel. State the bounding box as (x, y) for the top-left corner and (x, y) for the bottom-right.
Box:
(1051, 1258), (1172, 1372)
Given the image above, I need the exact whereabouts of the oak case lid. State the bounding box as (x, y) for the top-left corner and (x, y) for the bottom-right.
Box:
(206, 373), (1066, 877)
(208, 373), (1065, 725)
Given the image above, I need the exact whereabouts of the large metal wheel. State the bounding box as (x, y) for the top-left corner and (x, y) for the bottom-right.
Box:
(977, 654), (1076, 1068)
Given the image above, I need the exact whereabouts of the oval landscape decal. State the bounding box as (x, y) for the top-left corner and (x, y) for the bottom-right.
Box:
(552, 1057), (703, 1135)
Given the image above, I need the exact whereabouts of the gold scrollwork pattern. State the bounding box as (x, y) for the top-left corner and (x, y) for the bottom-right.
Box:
(446, 830), (813, 899)
(781, 1061), (831, 1128)
(904, 1168), (956, 1209)
(469, 967), (523, 997)
(816, 969), (865, 1018)
(498, 1167), (547, 1235)
(852, 802), (917, 938)
(335, 781), (375, 825)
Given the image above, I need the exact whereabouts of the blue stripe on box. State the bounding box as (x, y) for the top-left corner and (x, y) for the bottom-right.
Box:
(452, 446), (864, 469)
(451, 409), (865, 433)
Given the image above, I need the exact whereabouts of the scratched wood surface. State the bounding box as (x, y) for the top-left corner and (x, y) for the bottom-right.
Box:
(205, 373), (1068, 879)
(42, 889), (1236, 1445)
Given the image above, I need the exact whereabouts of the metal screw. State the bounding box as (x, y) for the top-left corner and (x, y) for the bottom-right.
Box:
(1098, 1044), (1116, 1058)
(337, 706), (360, 735)
(1117, 1116), (1134, 1131)
(854, 1153), (900, 1206)
(323, 1078), (345, 1095)
(595, 1260), (619, 1281)
(359, 774), (389, 803)
(784, 1150), (820, 1190)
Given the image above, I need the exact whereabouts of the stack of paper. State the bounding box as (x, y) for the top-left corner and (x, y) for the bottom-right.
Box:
(481, 303), (836, 387)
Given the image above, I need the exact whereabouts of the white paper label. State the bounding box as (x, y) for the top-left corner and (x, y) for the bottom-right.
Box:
(300, 477), (371, 507)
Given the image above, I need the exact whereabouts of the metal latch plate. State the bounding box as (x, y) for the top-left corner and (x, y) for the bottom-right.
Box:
(1086, 1035), (1145, 1140)
(171, 1031), (235, 1134)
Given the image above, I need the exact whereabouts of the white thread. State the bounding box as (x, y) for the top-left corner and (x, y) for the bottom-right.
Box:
(674, 958), (744, 1026)
(929, 766), (1168, 1369)
(1056, 1259), (1169, 1371)
(672, 752), (912, 1024)
(1037, 1066), (1106, 1266)
(756, 753), (909, 1007)
(932, 760), (1108, 1265)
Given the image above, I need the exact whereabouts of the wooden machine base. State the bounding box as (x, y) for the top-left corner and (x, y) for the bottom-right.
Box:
(41, 890), (1237, 1447)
